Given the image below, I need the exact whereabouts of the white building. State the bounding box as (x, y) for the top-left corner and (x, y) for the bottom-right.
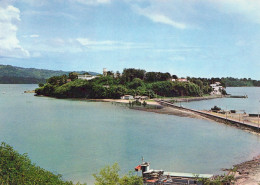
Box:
(78, 74), (99, 81)
(103, 68), (107, 76)
(172, 78), (189, 82)
(121, 95), (134, 100)
(210, 82), (224, 95)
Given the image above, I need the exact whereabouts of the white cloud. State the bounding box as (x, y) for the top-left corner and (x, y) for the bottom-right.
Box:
(24, 37), (149, 54)
(134, 5), (187, 29)
(0, 5), (30, 58)
(143, 13), (186, 29)
(131, 0), (260, 30)
(76, 38), (150, 50)
(208, 0), (260, 24)
(76, 38), (116, 46)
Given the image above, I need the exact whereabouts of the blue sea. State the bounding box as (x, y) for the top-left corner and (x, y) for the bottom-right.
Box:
(0, 85), (260, 184)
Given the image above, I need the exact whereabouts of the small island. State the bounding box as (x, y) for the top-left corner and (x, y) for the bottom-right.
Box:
(35, 68), (227, 99)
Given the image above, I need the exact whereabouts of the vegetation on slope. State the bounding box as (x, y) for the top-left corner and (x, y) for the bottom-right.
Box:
(93, 163), (142, 185)
(0, 142), (142, 185)
(187, 77), (260, 87)
(35, 68), (206, 98)
(0, 76), (46, 84)
(221, 77), (260, 87)
(0, 64), (98, 84)
(0, 142), (85, 185)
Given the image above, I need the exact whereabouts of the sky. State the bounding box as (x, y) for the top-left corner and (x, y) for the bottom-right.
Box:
(0, 0), (259, 79)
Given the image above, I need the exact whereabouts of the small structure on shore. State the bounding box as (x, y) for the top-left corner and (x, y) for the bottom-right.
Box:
(135, 96), (149, 101)
(210, 82), (224, 95)
(211, 105), (221, 112)
(121, 95), (134, 100)
(172, 78), (189, 82)
(135, 161), (213, 185)
(24, 90), (35, 93)
(78, 74), (99, 81)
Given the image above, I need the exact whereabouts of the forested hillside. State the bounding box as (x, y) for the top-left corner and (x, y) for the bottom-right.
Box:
(35, 68), (208, 99)
(221, 77), (260, 87)
(187, 77), (260, 87)
(0, 64), (98, 84)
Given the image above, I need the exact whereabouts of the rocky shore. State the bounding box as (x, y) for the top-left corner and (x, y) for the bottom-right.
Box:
(231, 155), (260, 185)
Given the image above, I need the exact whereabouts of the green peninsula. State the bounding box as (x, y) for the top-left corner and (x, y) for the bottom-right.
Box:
(35, 68), (217, 99)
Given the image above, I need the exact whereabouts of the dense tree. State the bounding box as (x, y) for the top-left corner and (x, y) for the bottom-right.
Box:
(121, 68), (146, 83)
(144, 72), (171, 82)
(188, 77), (260, 88)
(92, 76), (119, 86)
(107, 85), (128, 99)
(36, 83), (55, 96)
(38, 83), (44, 87)
(172, 75), (178, 79)
(144, 72), (157, 82)
(221, 77), (259, 87)
(0, 142), (85, 185)
(150, 81), (175, 97)
(115, 71), (121, 78)
(69, 72), (79, 81)
(47, 75), (67, 86)
(128, 78), (145, 89)
(36, 68), (230, 98)
(106, 71), (114, 77)
(93, 163), (142, 185)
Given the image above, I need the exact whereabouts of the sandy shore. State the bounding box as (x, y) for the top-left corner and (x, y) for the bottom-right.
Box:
(88, 98), (161, 105)
(90, 99), (210, 119)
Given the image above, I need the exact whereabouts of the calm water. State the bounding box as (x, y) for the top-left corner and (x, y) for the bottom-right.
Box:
(1, 85), (260, 184)
(180, 87), (260, 113)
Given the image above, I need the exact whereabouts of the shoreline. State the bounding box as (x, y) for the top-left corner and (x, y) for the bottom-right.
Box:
(224, 155), (260, 185)
(233, 155), (260, 185)
(163, 94), (224, 102)
(35, 95), (260, 184)
(102, 98), (260, 184)
(131, 105), (260, 184)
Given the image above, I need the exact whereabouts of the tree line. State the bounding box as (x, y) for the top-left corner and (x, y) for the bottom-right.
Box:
(0, 64), (97, 84)
(221, 77), (260, 87)
(0, 76), (46, 84)
(35, 68), (208, 98)
(0, 142), (84, 185)
(186, 77), (260, 88)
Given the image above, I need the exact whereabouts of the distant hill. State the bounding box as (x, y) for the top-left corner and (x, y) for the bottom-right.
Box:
(0, 64), (99, 84)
